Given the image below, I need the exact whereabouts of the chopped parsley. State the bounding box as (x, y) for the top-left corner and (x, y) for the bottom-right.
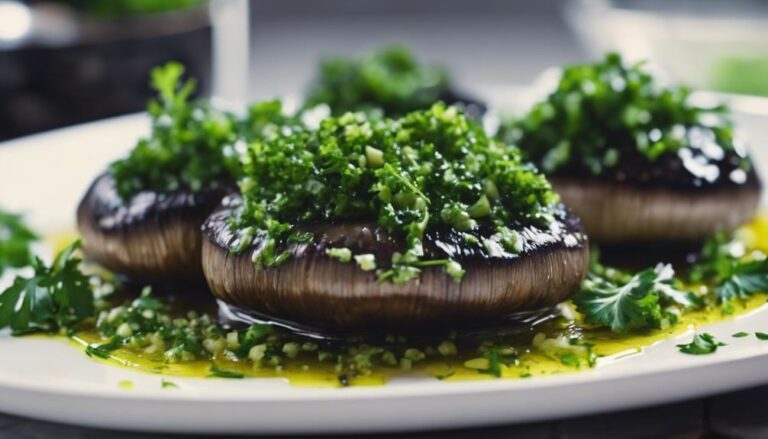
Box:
(304, 45), (452, 117)
(161, 379), (178, 388)
(509, 53), (743, 176)
(0, 209), (37, 275)
(689, 233), (768, 307)
(110, 62), (239, 200)
(677, 333), (725, 355)
(209, 363), (244, 379)
(232, 103), (556, 283)
(0, 241), (94, 334)
(572, 263), (696, 333)
(756, 332), (768, 341)
(482, 345), (518, 378)
(560, 353), (581, 368)
(732, 331), (749, 338)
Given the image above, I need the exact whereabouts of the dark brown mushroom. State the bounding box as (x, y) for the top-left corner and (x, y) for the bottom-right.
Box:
(201, 197), (589, 331)
(551, 175), (761, 243)
(77, 173), (230, 284)
(549, 153), (762, 244)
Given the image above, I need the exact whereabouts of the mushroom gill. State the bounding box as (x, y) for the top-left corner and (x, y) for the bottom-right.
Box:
(202, 199), (589, 331)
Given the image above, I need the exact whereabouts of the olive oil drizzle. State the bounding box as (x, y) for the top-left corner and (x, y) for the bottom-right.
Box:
(47, 214), (768, 387)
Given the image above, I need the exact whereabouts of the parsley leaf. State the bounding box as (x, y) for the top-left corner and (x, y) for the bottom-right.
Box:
(689, 233), (768, 305)
(511, 53), (743, 177)
(732, 332), (749, 338)
(233, 103), (556, 283)
(756, 332), (768, 341)
(677, 333), (725, 355)
(110, 62), (239, 200)
(161, 379), (178, 389)
(304, 45), (451, 117)
(714, 259), (768, 303)
(0, 209), (38, 275)
(477, 346), (517, 378)
(209, 363), (244, 379)
(572, 263), (696, 333)
(85, 337), (124, 359)
(0, 240), (94, 334)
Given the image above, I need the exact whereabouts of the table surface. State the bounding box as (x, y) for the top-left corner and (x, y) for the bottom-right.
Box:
(1, 383), (766, 438)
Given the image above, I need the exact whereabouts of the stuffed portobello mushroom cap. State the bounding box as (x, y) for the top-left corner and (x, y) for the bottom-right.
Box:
(509, 53), (762, 243)
(202, 197), (589, 331)
(77, 173), (230, 284)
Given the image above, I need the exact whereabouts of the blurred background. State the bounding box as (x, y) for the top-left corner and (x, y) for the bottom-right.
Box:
(2, 0), (768, 140)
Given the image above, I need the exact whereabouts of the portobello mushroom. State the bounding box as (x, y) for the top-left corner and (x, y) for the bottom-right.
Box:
(75, 62), (309, 283)
(202, 197), (588, 331)
(304, 45), (486, 118)
(198, 103), (590, 331)
(77, 172), (229, 284)
(549, 150), (761, 243)
(509, 53), (762, 243)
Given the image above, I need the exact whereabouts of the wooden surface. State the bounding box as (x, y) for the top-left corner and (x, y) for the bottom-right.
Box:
(1, 384), (766, 438)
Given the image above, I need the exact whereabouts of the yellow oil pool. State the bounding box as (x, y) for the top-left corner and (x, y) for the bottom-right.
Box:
(46, 214), (768, 387)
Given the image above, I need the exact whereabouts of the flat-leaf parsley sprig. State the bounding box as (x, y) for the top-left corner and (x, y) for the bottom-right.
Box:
(0, 208), (38, 275)
(0, 240), (94, 334)
(688, 232), (768, 310)
(677, 333), (725, 355)
(572, 262), (698, 333)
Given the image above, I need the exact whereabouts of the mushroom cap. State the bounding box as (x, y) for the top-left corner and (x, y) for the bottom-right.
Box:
(77, 173), (230, 284)
(202, 198), (589, 331)
(551, 171), (762, 243)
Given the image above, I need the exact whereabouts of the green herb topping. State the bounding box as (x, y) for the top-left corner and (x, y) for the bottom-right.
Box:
(689, 233), (768, 309)
(0, 241), (94, 334)
(509, 53), (744, 176)
(677, 333), (725, 355)
(232, 103), (556, 283)
(110, 62), (238, 200)
(304, 46), (452, 117)
(0, 209), (38, 275)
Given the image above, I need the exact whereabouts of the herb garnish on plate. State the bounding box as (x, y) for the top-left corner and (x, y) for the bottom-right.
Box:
(0, 209), (38, 276)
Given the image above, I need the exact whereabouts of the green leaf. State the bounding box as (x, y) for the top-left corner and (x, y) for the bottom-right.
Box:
(732, 332), (749, 338)
(161, 379), (178, 389)
(0, 209), (38, 275)
(209, 363), (244, 379)
(573, 263), (700, 333)
(756, 332), (768, 341)
(304, 45), (452, 117)
(677, 333), (725, 355)
(714, 259), (768, 303)
(574, 266), (659, 333)
(0, 241), (95, 333)
(560, 353), (581, 368)
(481, 346), (517, 378)
(85, 338), (124, 359)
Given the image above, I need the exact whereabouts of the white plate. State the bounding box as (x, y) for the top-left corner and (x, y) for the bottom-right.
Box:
(2, 92), (768, 434)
